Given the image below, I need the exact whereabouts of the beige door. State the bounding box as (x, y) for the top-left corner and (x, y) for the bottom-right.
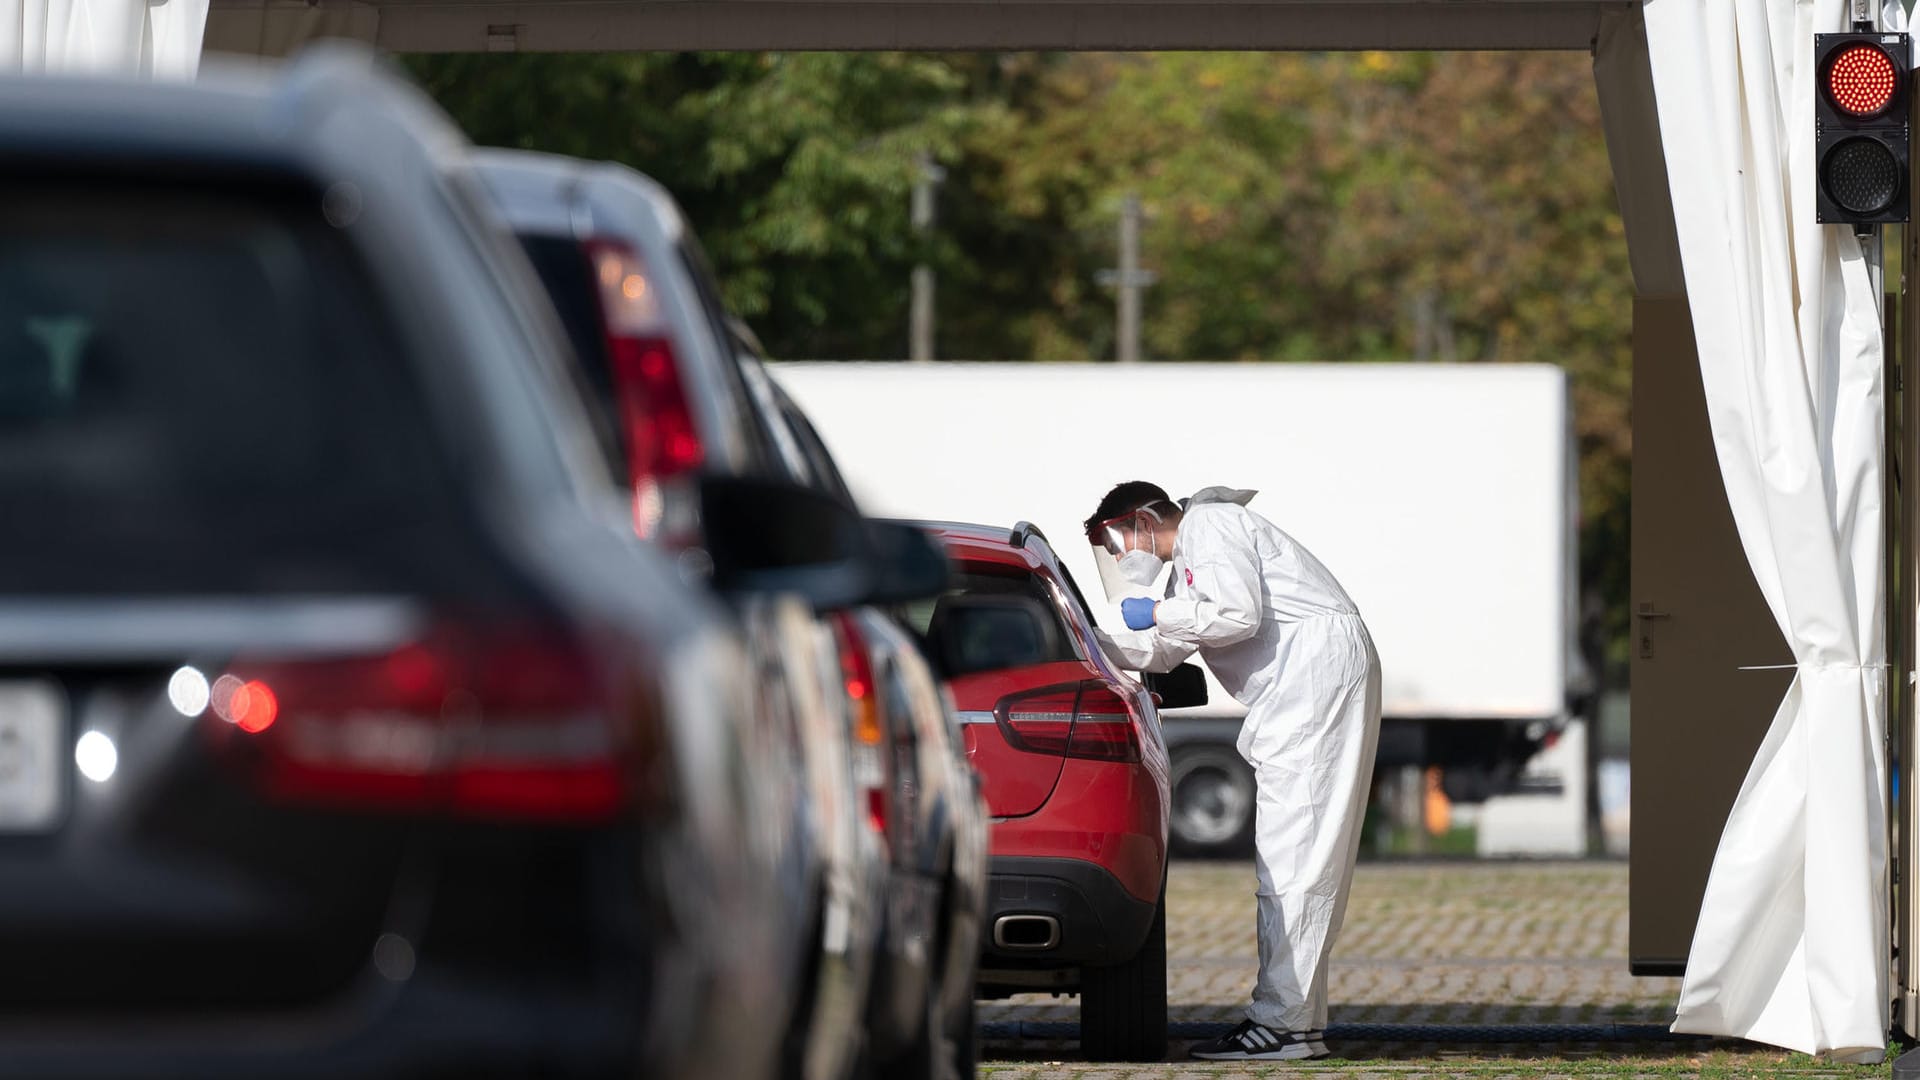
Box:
(1628, 296), (1794, 974)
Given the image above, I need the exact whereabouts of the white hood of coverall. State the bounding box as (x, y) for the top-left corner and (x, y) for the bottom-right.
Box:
(1184, 486), (1258, 510)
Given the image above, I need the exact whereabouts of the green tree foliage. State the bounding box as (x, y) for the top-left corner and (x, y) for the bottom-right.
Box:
(407, 52), (990, 355)
(407, 49), (1633, 668)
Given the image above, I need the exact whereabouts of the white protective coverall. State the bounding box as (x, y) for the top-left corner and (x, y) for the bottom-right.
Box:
(1097, 488), (1381, 1033)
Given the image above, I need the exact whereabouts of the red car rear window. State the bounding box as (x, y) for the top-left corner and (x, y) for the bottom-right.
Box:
(903, 563), (1080, 666)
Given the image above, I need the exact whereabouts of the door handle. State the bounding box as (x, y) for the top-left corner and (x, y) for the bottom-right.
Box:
(1636, 603), (1671, 658)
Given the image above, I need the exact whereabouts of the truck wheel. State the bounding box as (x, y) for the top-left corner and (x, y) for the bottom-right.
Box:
(1079, 894), (1167, 1062)
(1170, 744), (1256, 856)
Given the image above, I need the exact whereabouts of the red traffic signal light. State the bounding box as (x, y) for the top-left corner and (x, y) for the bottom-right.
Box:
(1815, 33), (1910, 225)
(1827, 43), (1899, 117)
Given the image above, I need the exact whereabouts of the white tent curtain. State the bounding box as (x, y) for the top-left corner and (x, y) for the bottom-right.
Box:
(1, 0), (208, 75)
(1643, 0), (1890, 1062)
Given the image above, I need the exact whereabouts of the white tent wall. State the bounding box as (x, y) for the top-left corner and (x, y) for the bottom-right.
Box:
(1, 0), (209, 73)
(1639, 0), (1890, 1062)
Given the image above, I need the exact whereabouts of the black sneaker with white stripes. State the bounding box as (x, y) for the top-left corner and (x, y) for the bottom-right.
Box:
(1188, 1020), (1328, 1061)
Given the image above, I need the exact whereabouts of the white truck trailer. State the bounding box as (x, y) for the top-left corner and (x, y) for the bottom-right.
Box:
(774, 361), (1591, 854)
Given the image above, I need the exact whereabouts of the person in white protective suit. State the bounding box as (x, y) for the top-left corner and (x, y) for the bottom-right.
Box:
(1083, 481), (1381, 1062)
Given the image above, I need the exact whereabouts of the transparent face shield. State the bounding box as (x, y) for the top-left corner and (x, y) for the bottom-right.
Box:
(1088, 506), (1166, 602)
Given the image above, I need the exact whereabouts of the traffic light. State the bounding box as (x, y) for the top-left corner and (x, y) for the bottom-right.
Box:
(1815, 32), (1911, 225)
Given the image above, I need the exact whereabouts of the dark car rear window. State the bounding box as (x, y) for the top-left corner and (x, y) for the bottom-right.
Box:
(518, 230), (790, 482)
(517, 234), (616, 406)
(0, 188), (457, 593)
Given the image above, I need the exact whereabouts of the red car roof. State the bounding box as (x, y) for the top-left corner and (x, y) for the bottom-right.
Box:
(919, 521), (1045, 570)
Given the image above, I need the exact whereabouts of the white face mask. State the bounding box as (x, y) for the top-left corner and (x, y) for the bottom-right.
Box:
(1091, 503), (1169, 601)
(1117, 548), (1166, 585)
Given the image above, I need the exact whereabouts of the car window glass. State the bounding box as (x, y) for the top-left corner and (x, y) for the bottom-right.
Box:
(738, 358), (812, 484)
(434, 171), (621, 499)
(1051, 558), (1102, 630)
(0, 188), (457, 593)
(672, 240), (782, 475)
(779, 395), (856, 505)
(516, 233), (625, 481)
(902, 565), (1078, 665)
(518, 235), (616, 405)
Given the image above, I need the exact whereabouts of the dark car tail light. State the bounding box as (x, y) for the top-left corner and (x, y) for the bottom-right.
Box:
(582, 237), (704, 540)
(833, 613), (890, 837)
(994, 680), (1140, 763)
(203, 625), (629, 823)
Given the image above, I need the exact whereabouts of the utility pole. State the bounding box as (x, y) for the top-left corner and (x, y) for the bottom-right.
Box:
(910, 152), (945, 362)
(1097, 193), (1157, 362)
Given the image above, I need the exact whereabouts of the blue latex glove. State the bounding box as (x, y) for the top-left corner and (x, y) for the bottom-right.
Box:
(1121, 597), (1157, 630)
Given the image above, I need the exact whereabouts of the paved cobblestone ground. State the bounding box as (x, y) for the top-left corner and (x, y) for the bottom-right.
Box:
(977, 860), (1871, 1078)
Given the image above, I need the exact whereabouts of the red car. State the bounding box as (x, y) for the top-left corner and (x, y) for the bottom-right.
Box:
(912, 521), (1195, 1062)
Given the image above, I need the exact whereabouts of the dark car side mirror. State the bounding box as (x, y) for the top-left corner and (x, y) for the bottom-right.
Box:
(1141, 663), (1209, 710)
(862, 521), (951, 606)
(698, 475), (876, 611)
(923, 594), (1063, 679)
(698, 478), (951, 612)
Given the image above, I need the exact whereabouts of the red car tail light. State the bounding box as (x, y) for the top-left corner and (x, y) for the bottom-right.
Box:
(994, 680), (1140, 764)
(995, 684), (1076, 756)
(1062, 683), (1140, 763)
(581, 238), (704, 540)
(833, 613), (890, 836)
(205, 625), (626, 823)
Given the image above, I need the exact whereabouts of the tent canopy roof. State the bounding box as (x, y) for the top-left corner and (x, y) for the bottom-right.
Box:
(206, 0), (1629, 56)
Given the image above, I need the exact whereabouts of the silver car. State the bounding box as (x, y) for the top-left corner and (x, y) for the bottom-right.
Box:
(472, 149), (905, 1080)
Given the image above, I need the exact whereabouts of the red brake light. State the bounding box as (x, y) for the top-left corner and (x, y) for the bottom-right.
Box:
(1828, 44), (1898, 116)
(581, 238), (705, 540)
(994, 680), (1140, 763)
(833, 614), (890, 836)
(1064, 684), (1140, 762)
(996, 684), (1076, 756)
(610, 337), (704, 479)
(211, 678), (278, 734)
(205, 624), (626, 823)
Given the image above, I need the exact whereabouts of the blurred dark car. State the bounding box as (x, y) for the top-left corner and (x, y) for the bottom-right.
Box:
(469, 149), (790, 546)
(740, 348), (990, 1080)
(0, 48), (906, 1080)
(471, 149), (919, 1080)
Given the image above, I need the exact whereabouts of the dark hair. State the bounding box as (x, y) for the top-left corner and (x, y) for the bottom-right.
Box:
(1084, 481), (1175, 540)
